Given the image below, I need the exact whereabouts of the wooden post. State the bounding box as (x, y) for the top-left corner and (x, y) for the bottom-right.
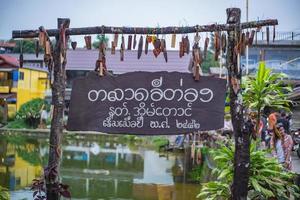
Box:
(226, 8), (252, 199)
(45, 18), (69, 200)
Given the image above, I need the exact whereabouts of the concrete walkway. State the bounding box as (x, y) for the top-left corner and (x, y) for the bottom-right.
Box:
(292, 151), (300, 174)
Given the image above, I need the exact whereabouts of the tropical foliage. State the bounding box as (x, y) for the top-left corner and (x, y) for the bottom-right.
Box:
(0, 185), (10, 200)
(16, 98), (48, 128)
(243, 62), (292, 134)
(198, 143), (300, 199)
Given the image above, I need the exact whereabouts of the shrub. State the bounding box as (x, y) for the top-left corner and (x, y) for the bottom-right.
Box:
(16, 98), (47, 128)
(198, 142), (300, 199)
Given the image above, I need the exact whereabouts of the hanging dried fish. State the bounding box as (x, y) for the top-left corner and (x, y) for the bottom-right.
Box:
(185, 36), (190, 54)
(127, 35), (132, 50)
(38, 31), (46, 48)
(111, 41), (116, 55)
(179, 42), (184, 58)
(193, 49), (201, 80)
(71, 41), (77, 50)
(245, 31), (250, 46)
(35, 40), (39, 58)
(45, 41), (51, 55)
(171, 33), (176, 48)
(137, 35), (143, 59)
(120, 35), (125, 61)
(114, 33), (119, 47)
(192, 41), (202, 81)
(204, 37), (209, 59)
(84, 36), (92, 50)
(19, 53), (23, 68)
(240, 32), (246, 56)
(162, 39), (168, 62)
(133, 34), (137, 49)
(153, 39), (161, 58)
(145, 35), (149, 55)
(248, 30), (255, 46)
(221, 33), (227, 53)
(161, 39), (168, 62)
(214, 32), (220, 61)
(60, 25), (67, 50)
(273, 25), (276, 42)
(266, 26), (270, 44)
(95, 60), (105, 76)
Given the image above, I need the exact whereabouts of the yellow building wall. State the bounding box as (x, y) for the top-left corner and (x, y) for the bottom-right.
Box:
(16, 68), (48, 110)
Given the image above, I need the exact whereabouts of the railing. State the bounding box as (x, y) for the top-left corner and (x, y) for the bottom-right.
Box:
(0, 80), (14, 93)
(255, 31), (300, 41)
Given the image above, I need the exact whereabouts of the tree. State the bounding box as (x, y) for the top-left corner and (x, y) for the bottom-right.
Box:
(9, 39), (41, 53)
(243, 62), (292, 136)
(201, 51), (219, 73)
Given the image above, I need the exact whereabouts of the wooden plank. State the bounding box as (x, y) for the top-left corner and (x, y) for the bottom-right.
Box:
(12, 19), (278, 38)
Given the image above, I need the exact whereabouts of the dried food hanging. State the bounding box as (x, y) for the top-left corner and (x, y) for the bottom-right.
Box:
(71, 41), (77, 50)
(203, 36), (209, 60)
(153, 37), (161, 58)
(185, 36), (190, 54)
(35, 40), (39, 57)
(137, 35), (143, 59)
(120, 35), (125, 61)
(192, 32), (202, 81)
(38, 28), (46, 48)
(221, 33), (227, 53)
(240, 32), (246, 56)
(113, 33), (119, 47)
(245, 31), (250, 46)
(171, 33), (176, 48)
(214, 31), (220, 61)
(84, 35), (92, 50)
(111, 41), (115, 54)
(133, 33), (137, 49)
(266, 26), (270, 44)
(127, 35), (132, 50)
(19, 40), (23, 68)
(273, 25), (276, 42)
(248, 30), (255, 46)
(145, 35), (149, 55)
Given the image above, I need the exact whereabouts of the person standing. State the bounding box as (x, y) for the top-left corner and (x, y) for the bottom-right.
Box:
(270, 123), (293, 170)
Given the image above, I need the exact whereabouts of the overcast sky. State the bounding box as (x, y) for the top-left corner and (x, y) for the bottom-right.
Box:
(1, 0), (299, 46)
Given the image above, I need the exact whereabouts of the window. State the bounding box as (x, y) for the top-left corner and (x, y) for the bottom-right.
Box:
(19, 72), (24, 80)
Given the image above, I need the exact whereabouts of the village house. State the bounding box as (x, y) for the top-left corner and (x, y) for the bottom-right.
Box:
(0, 54), (48, 122)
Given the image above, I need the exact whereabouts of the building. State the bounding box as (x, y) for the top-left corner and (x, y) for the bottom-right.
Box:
(0, 54), (48, 120)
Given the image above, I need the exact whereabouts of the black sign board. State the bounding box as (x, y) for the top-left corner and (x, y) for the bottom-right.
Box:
(67, 71), (226, 135)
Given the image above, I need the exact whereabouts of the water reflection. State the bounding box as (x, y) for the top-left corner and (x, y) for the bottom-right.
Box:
(0, 135), (44, 191)
(0, 134), (201, 200)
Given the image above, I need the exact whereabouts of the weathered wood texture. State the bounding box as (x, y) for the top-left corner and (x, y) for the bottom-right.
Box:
(226, 8), (252, 200)
(46, 18), (69, 200)
(12, 19), (278, 38)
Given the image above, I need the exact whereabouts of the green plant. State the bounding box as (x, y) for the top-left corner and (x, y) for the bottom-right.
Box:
(6, 119), (31, 129)
(243, 62), (292, 134)
(198, 142), (300, 199)
(201, 51), (220, 73)
(92, 34), (109, 49)
(0, 185), (10, 200)
(152, 136), (169, 150)
(16, 98), (47, 128)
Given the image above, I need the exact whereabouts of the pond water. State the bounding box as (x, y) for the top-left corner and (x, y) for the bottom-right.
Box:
(0, 133), (211, 200)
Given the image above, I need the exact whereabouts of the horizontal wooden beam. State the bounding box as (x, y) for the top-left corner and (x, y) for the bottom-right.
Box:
(12, 19), (278, 39)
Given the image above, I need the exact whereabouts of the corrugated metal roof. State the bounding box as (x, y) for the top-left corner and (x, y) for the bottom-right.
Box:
(5, 49), (192, 74)
(0, 54), (19, 67)
(66, 49), (191, 74)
